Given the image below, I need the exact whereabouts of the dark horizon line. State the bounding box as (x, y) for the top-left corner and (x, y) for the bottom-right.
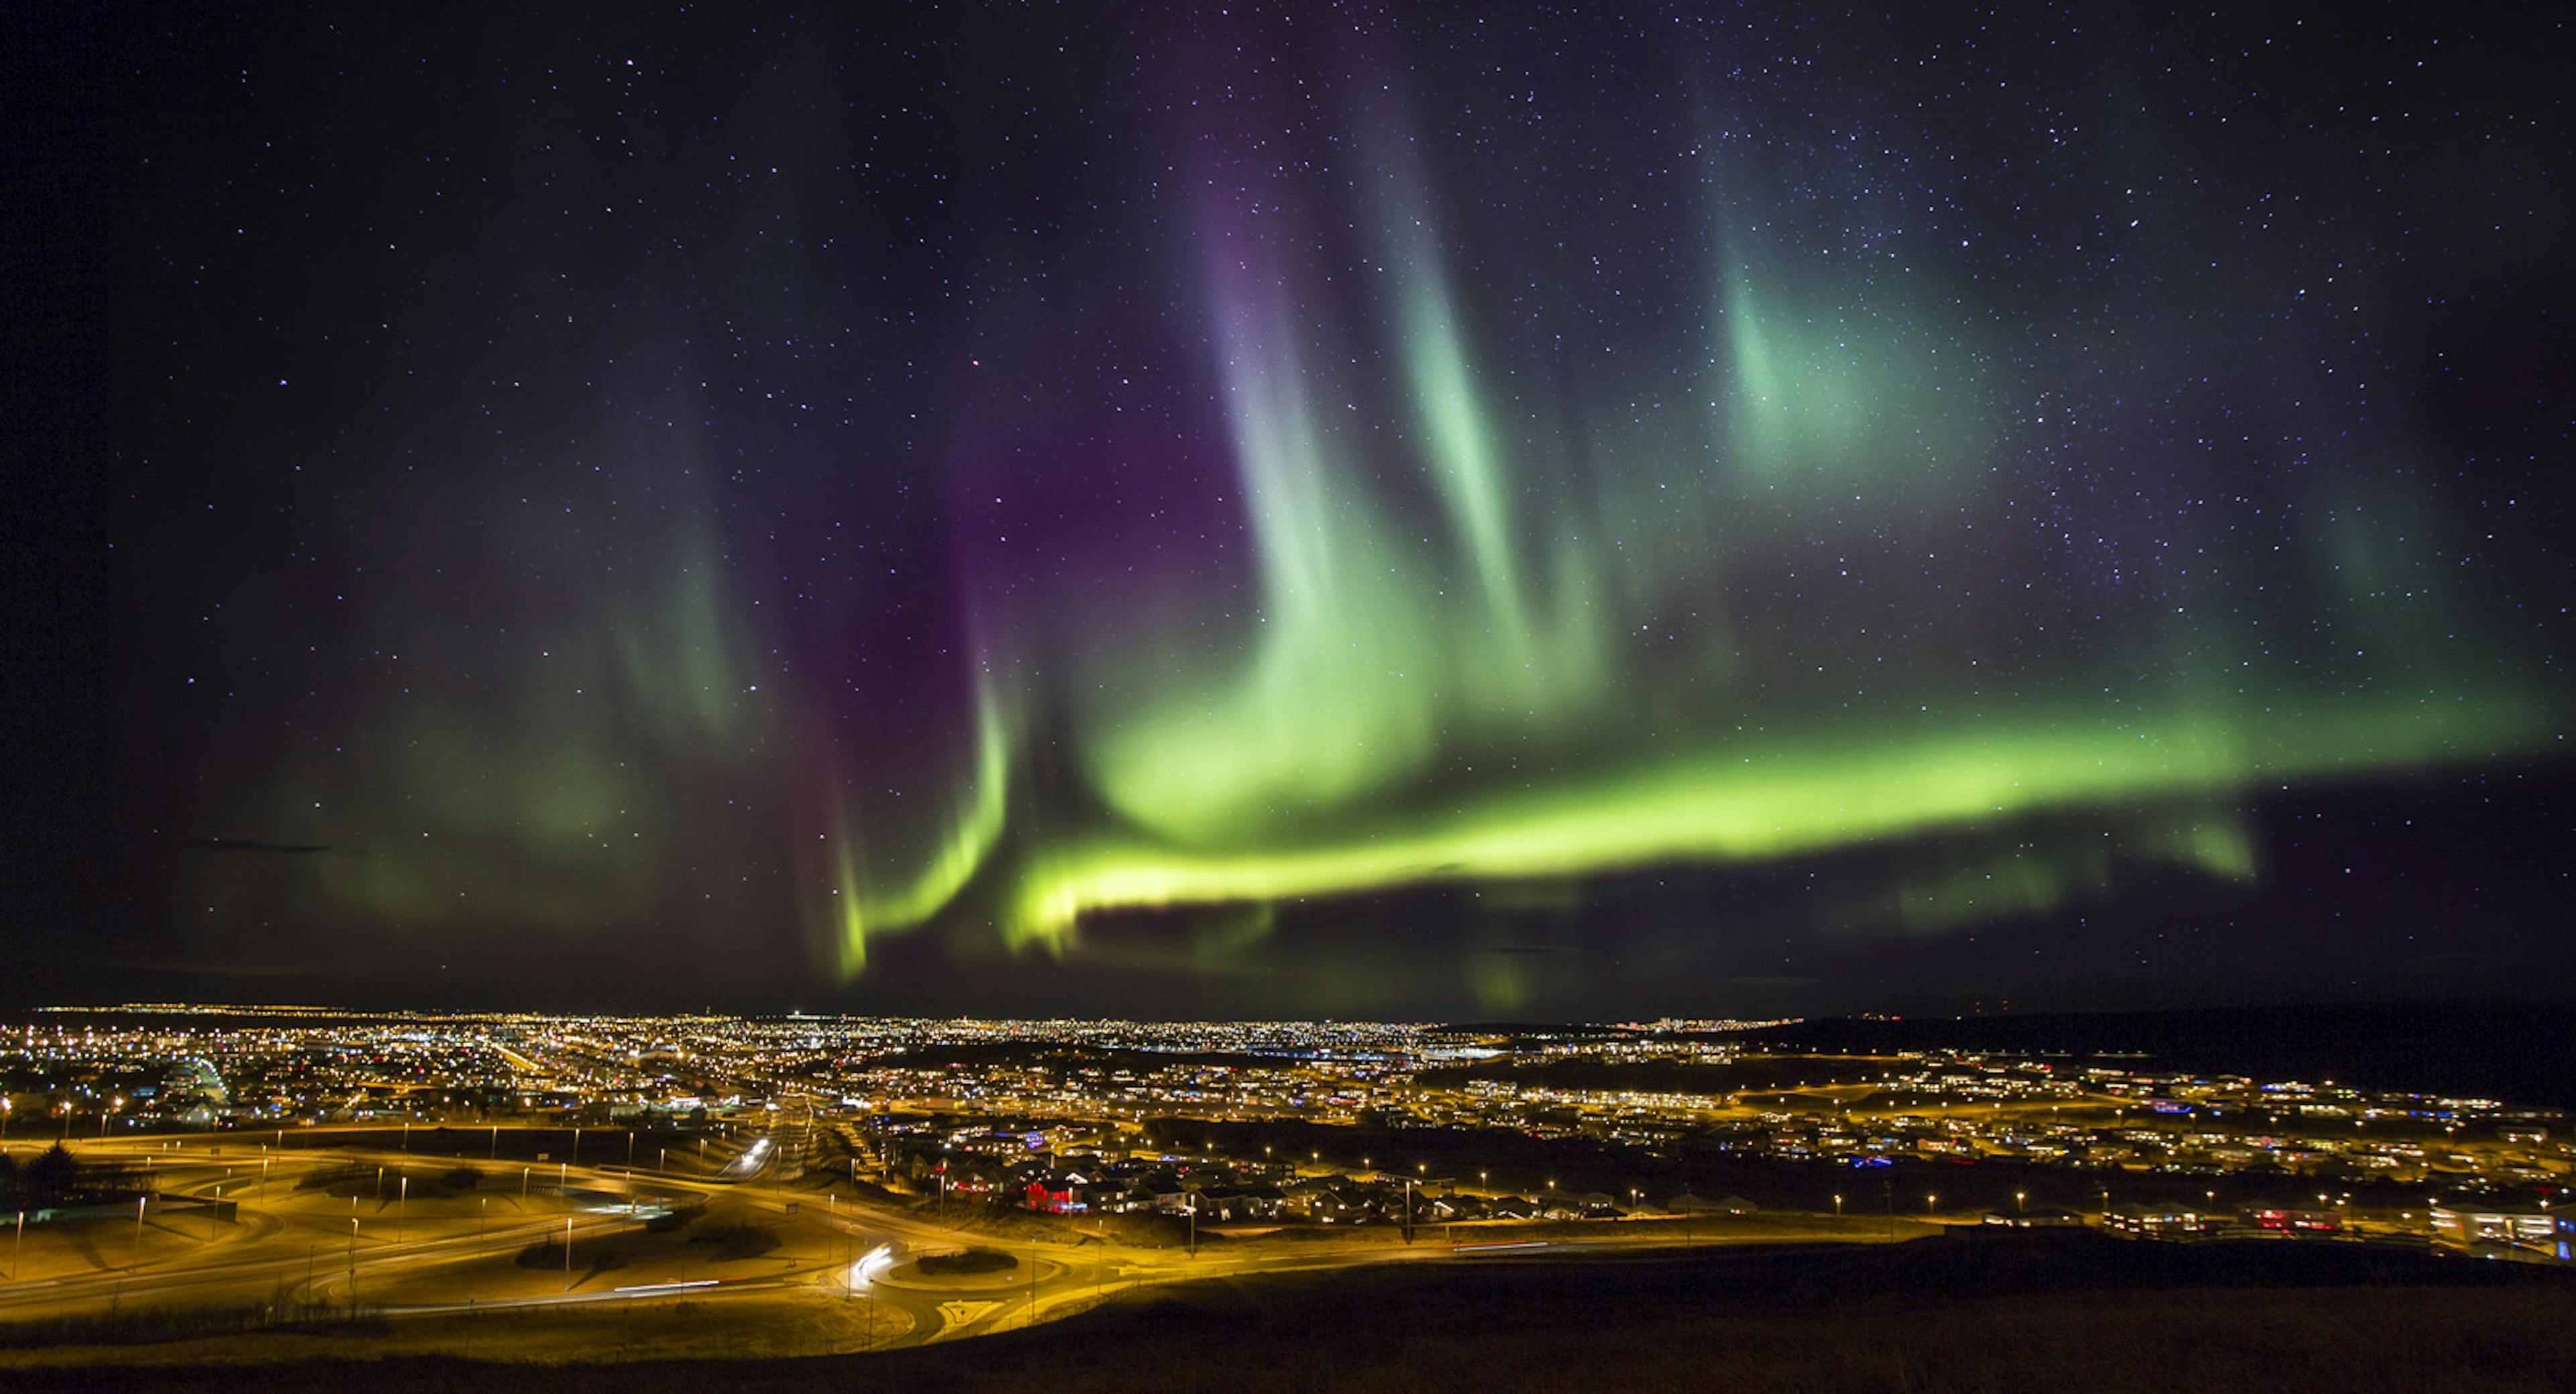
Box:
(11, 994), (2574, 1026)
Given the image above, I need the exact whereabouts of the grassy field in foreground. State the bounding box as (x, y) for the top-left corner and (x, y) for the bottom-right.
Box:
(4, 1232), (2573, 1391)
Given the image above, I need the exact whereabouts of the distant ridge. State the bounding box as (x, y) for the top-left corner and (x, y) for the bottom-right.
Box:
(1740, 1003), (2576, 1110)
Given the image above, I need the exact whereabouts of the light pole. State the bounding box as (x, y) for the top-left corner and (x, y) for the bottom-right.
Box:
(11, 1210), (21, 1281)
(522, 1167), (530, 1199)
(490, 1125), (498, 1159)
(136, 1195), (147, 1250)
(1834, 1194), (1844, 1219)
(347, 1218), (358, 1309)
(398, 1175), (408, 1244)
(564, 1216), (574, 1291)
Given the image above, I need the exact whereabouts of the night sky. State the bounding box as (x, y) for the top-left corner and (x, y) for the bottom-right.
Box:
(19, 4), (2574, 1018)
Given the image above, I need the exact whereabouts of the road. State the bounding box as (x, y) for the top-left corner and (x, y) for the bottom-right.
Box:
(0, 1122), (1892, 1351)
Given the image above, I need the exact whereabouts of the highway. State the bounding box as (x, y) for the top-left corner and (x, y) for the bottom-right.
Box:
(0, 1120), (1888, 1352)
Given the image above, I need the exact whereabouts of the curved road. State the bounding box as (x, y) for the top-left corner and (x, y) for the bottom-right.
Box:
(0, 1124), (1880, 1350)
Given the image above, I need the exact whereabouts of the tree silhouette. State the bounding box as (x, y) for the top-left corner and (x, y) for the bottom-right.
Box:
(23, 1143), (82, 1210)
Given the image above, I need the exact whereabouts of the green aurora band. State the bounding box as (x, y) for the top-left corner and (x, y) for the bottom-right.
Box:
(826, 686), (1014, 979)
(1006, 697), (2538, 950)
(813, 121), (2562, 980)
(122, 11), (2575, 1019)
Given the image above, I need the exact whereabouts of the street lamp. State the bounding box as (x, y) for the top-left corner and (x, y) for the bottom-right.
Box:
(1833, 1194), (1843, 1218)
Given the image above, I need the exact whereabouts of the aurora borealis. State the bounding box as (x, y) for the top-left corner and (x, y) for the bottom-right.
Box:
(48, 3), (2574, 1016)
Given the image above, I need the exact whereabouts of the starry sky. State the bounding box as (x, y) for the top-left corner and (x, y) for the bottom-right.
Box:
(24, 3), (2575, 1017)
